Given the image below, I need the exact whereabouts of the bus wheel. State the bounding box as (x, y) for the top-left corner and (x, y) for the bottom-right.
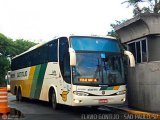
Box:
(16, 88), (22, 102)
(51, 90), (59, 110)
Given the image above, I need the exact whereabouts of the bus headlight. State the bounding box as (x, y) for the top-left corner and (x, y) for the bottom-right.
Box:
(116, 90), (126, 95)
(73, 91), (89, 96)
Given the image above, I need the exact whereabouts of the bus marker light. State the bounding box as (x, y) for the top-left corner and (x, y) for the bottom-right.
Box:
(99, 99), (108, 103)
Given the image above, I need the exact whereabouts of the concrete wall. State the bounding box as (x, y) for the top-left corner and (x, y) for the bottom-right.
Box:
(115, 14), (160, 112)
(127, 62), (160, 112)
(148, 36), (160, 61)
(117, 20), (149, 43)
(115, 13), (160, 43)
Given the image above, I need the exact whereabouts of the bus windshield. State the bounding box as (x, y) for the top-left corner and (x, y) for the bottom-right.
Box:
(70, 36), (120, 52)
(72, 52), (125, 86)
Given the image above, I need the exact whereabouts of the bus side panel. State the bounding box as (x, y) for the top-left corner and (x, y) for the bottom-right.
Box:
(29, 63), (47, 99)
(10, 66), (36, 97)
(39, 62), (73, 106)
(39, 62), (62, 102)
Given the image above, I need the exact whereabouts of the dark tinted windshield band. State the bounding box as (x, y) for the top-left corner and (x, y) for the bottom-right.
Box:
(70, 37), (120, 52)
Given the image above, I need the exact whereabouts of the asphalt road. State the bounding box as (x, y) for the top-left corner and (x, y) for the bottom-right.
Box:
(4, 93), (153, 120)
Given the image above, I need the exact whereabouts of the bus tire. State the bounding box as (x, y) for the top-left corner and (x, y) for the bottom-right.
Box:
(51, 90), (59, 110)
(14, 86), (17, 95)
(16, 88), (23, 102)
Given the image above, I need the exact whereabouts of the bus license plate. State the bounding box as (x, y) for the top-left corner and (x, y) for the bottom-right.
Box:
(99, 99), (108, 103)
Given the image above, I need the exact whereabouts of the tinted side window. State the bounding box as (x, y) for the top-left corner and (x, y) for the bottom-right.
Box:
(142, 40), (147, 62)
(136, 41), (141, 63)
(128, 43), (136, 62)
(11, 59), (16, 70)
(48, 40), (58, 62)
(63, 52), (71, 83)
(38, 45), (48, 64)
(11, 39), (58, 70)
(127, 39), (148, 64)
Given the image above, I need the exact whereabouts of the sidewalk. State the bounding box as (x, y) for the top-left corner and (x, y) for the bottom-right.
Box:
(105, 103), (160, 119)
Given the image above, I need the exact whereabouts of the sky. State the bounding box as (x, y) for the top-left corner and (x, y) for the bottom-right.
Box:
(0, 0), (134, 42)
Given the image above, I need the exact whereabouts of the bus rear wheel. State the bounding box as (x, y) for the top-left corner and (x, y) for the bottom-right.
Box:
(51, 90), (59, 110)
(16, 88), (22, 101)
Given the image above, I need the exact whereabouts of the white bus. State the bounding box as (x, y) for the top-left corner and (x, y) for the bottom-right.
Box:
(10, 35), (135, 109)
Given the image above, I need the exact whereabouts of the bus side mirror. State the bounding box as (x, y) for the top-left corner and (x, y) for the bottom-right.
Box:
(69, 48), (76, 66)
(124, 50), (135, 67)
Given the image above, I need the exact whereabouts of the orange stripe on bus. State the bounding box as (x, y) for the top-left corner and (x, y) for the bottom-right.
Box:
(113, 86), (120, 90)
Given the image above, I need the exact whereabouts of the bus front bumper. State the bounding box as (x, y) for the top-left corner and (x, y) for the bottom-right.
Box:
(72, 94), (126, 106)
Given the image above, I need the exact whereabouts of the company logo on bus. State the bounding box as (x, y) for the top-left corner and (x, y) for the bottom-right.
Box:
(60, 91), (69, 102)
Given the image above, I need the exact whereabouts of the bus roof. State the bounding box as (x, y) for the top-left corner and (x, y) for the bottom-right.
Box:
(12, 35), (117, 60)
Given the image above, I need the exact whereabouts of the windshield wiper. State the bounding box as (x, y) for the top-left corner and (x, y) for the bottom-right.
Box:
(93, 58), (104, 84)
(93, 59), (100, 78)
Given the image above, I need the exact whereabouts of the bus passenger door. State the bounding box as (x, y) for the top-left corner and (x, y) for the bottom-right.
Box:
(59, 38), (72, 105)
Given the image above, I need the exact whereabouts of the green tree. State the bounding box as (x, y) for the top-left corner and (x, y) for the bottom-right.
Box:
(13, 39), (36, 55)
(108, 0), (160, 40)
(107, 20), (127, 40)
(0, 33), (36, 86)
(0, 33), (15, 57)
(0, 55), (10, 86)
(0, 33), (36, 57)
(122, 0), (160, 16)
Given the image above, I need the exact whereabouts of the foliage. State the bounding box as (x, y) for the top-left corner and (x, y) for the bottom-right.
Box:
(122, 0), (160, 16)
(107, 29), (119, 39)
(107, 20), (127, 40)
(0, 55), (10, 86)
(0, 33), (36, 86)
(0, 33), (14, 57)
(0, 33), (36, 57)
(13, 39), (36, 56)
(108, 0), (160, 40)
